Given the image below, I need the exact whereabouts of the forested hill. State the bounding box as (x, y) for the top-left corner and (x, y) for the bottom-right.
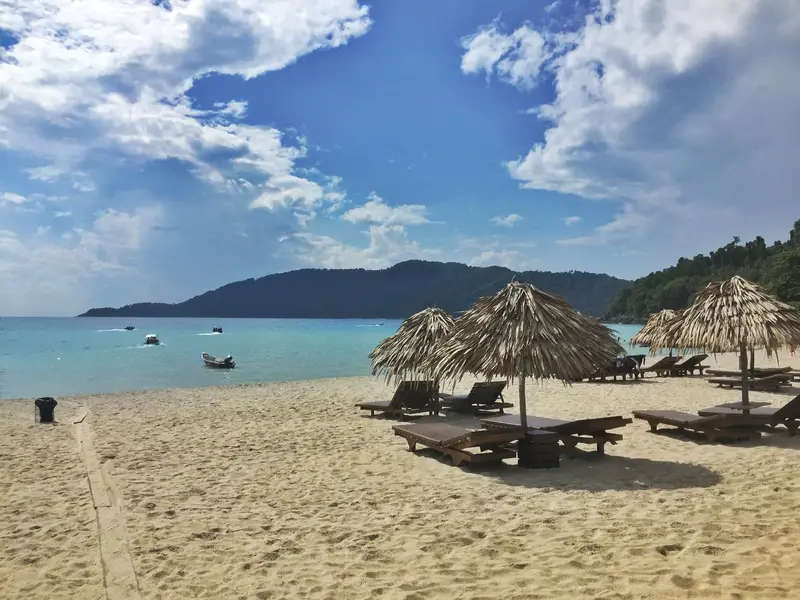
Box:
(79, 260), (628, 319)
(605, 220), (800, 322)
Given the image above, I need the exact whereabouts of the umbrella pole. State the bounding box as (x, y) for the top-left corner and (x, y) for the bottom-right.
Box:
(740, 340), (750, 413)
(749, 348), (755, 374)
(519, 377), (528, 431)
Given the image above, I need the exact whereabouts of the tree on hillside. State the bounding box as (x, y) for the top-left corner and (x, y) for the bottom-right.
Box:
(605, 219), (800, 321)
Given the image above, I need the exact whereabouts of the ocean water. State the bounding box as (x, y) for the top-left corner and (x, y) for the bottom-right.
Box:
(0, 318), (643, 400)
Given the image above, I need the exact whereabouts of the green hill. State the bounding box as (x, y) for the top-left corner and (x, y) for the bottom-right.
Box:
(605, 220), (800, 322)
(79, 260), (628, 319)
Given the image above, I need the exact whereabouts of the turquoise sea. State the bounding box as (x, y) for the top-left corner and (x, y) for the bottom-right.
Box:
(0, 318), (644, 400)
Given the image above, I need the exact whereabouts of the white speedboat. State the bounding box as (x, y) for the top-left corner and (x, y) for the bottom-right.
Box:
(144, 334), (160, 345)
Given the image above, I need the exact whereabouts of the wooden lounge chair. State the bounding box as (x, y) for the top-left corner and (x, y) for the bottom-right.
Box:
(638, 356), (681, 377)
(481, 414), (632, 456)
(790, 370), (800, 382)
(392, 423), (521, 467)
(706, 366), (792, 377)
(632, 410), (761, 442)
(356, 381), (438, 418)
(670, 354), (709, 376)
(707, 373), (792, 391)
(586, 356), (641, 382)
(698, 394), (800, 435)
(439, 381), (513, 414)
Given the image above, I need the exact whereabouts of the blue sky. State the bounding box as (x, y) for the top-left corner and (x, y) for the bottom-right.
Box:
(1, 0), (798, 315)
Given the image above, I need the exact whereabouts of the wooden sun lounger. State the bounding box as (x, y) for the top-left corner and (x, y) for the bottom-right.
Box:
(638, 356), (681, 377)
(670, 354), (709, 376)
(439, 381), (513, 414)
(706, 366), (792, 377)
(698, 394), (800, 436)
(707, 373), (792, 390)
(356, 381), (438, 418)
(480, 414), (632, 456)
(392, 423), (521, 467)
(790, 370), (800, 382)
(632, 410), (761, 442)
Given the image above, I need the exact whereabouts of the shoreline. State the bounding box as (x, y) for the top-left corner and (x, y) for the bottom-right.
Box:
(2, 351), (799, 599)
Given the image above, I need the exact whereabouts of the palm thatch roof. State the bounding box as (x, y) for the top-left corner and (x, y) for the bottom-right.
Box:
(369, 307), (455, 384)
(630, 309), (682, 347)
(650, 276), (800, 353)
(427, 281), (624, 384)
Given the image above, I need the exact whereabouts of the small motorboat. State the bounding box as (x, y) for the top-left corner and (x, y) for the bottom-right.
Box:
(212, 326), (223, 333)
(202, 352), (235, 369)
(124, 326), (136, 331)
(144, 334), (160, 345)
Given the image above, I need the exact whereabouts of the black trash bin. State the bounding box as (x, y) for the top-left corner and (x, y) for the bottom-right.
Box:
(35, 397), (58, 423)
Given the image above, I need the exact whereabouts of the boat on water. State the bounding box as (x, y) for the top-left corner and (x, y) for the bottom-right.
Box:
(124, 326), (136, 331)
(144, 334), (160, 345)
(212, 326), (223, 333)
(202, 352), (235, 369)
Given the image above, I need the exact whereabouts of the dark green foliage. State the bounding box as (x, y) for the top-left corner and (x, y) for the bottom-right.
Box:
(79, 260), (628, 319)
(605, 220), (800, 322)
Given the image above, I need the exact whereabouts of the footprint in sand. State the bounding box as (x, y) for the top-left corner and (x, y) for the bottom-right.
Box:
(656, 543), (684, 557)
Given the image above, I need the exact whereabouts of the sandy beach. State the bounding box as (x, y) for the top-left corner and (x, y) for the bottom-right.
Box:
(2, 350), (800, 600)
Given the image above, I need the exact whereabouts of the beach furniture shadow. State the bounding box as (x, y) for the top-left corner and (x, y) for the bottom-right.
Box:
(482, 454), (722, 491)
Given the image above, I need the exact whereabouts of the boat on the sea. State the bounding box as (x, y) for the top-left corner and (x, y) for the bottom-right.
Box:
(202, 352), (235, 369)
(212, 326), (223, 333)
(124, 326), (136, 331)
(145, 334), (160, 345)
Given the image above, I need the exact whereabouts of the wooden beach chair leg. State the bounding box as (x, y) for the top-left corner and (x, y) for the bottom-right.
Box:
(647, 420), (659, 433)
(404, 440), (418, 452)
(559, 436), (579, 459)
(596, 439), (605, 456)
(786, 421), (798, 436)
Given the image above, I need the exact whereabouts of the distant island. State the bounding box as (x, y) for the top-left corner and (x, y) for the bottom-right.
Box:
(79, 260), (628, 319)
(604, 219), (800, 322)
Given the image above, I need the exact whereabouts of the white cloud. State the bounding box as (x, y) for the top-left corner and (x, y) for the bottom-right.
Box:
(340, 192), (430, 226)
(564, 215), (581, 226)
(558, 205), (649, 246)
(0, 191), (65, 210)
(289, 224), (436, 269)
(461, 23), (548, 90)
(458, 236), (537, 271)
(469, 249), (536, 271)
(0, 0), (371, 199)
(0, 192), (28, 205)
(0, 206), (163, 315)
(463, 1), (800, 259)
(490, 213), (523, 227)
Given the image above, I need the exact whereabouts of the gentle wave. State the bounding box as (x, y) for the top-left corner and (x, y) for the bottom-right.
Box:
(96, 328), (132, 332)
(197, 332), (222, 336)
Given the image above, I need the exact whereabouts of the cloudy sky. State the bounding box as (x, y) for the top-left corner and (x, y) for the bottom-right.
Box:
(1, 0), (798, 316)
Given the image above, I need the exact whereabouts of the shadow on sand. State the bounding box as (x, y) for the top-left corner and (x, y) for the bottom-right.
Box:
(410, 448), (722, 492)
(645, 425), (800, 450)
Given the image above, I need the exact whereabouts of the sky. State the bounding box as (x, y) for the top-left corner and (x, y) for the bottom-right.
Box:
(1, 0), (798, 316)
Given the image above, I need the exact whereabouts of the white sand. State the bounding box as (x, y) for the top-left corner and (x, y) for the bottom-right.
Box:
(2, 350), (800, 599)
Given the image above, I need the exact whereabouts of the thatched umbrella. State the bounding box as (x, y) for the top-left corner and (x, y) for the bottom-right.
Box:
(650, 276), (800, 407)
(369, 307), (455, 384)
(426, 281), (624, 430)
(631, 309), (682, 349)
